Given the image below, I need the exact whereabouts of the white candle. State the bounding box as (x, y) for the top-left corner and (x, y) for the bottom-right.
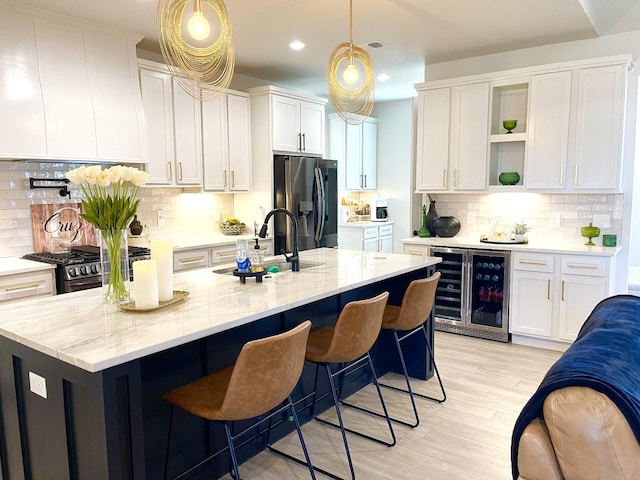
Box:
(133, 260), (159, 309)
(151, 239), (173, 301)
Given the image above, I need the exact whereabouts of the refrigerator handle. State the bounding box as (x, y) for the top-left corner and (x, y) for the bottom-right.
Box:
(313, 167), (325, 242)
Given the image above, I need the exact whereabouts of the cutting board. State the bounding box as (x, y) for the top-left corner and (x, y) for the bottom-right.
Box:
(30, 203), (97, 253)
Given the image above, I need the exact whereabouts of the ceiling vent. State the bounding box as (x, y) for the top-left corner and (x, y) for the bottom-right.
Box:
(363, 41), (387, 49)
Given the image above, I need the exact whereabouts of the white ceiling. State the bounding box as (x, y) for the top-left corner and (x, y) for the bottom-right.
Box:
(13, 0), (640, 101)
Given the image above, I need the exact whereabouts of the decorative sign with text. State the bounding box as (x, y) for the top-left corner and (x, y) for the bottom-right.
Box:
(30, 203), (97, 253)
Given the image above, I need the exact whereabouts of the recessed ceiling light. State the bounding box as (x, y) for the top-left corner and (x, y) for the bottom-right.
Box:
(289, 40), (305, 51)
(377, 73), (390, 81)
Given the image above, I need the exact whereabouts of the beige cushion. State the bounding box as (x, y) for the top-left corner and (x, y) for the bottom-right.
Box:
(542, 386), (640, 480)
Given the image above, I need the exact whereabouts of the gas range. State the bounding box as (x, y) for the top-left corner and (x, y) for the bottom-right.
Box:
(23, 246), (151, 294)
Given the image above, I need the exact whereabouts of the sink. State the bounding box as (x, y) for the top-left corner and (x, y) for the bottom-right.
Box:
(212, 259), (324, 275)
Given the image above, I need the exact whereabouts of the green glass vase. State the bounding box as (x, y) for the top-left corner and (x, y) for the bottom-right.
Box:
(418, 206), (430, 238)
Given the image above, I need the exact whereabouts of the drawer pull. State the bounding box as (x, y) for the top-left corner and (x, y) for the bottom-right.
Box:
(407, 251), (423, 256)
(566, 263), (599, 270)
(519, 260), (547, 266)
(216, 251), (236, 258)
(4, 282), (43, 292)
(179, 257), (206, 264)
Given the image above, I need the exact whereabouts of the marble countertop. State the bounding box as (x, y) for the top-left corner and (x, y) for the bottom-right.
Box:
(0, 257), (56, 276)
(400, 236), (621, 256)
(0, 248), (440, 373)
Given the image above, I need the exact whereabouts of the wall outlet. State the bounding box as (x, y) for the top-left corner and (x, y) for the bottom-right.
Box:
(157, 209), (165, 227)
(593, 214), (611, 229)
(29, 371), (47, 399)
(467, 212), (476, 225)
(550, 213), (561, 228)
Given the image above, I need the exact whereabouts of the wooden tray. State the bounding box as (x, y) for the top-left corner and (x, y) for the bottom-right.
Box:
(117, 290), (189, 312)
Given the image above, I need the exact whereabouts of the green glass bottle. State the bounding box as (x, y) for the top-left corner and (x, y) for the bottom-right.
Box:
(418, 205), (430, 237)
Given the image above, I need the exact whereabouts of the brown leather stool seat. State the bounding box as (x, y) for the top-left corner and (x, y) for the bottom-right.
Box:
(161, 321), (316, 480)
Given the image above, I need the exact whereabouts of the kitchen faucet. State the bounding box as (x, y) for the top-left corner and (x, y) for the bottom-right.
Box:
(259, 208), (299, 272)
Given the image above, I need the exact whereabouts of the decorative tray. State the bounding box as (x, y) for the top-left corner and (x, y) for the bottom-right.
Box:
(480, 238), (528, 245)
(117, 290), (189, 312)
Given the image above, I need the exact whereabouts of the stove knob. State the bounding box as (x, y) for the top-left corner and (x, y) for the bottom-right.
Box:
(91, 265), (99, 274)
(80, 266), (88, 275)
(68, 267), (78, 277)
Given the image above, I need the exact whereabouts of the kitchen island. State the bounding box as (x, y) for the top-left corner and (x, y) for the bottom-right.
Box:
(0, 248), (440, 480)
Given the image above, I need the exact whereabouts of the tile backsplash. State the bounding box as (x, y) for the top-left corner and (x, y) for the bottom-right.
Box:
(0, 161), (234, 257)
(430, 192), (623, 245)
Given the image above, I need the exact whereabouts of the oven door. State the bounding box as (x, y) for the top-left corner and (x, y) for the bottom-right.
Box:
(63, 278), (102, 294)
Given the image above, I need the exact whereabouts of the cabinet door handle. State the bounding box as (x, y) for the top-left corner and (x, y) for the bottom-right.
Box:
(519, 260), (547, 266)
(454, 169), (458, 188)
(442, 169), (447, 188)
(560, 165), (564, 184)
(566, 263), (599, 270)
(167, 162), (172, 181)
(223, 170), (227, 188)
(574, 164), (579, 186)
(231, 170), (235, 188)
(561, 280), (565, 301)
(4, 282), (43, 292)
(364, 174), (367, 189)
(302, 133), (306, 151)
(360, 174), (364, 188)
(547, 279), (551, 300)
(178, 162), (184, 181)
(297, 133), (302, 151)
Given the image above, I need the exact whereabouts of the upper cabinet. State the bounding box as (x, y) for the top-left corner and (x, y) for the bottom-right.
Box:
(414, 55), (630, 194)
(572, 64), (625, 191)
(202, 91), (252, 192)
(138, 60), (202, 187)
(329, 114), (378, 190)
(0, 4), (146, 163)
(249, 86), (327, 156)
(415, 82), (489, 192)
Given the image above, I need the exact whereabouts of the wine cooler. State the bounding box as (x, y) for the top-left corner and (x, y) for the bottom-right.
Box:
(430, 247), (510, 342)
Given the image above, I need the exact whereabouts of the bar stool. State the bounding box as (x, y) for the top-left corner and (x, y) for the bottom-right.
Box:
(273, 291), (395, 480)
(161, 321), (316, 480)
(378, 272), (445, 427)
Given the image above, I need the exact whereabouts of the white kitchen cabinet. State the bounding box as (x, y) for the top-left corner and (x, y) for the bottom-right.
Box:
(271, 94), (325, 155)
(525, 71), (572, 189)
(510, 251), (611, 345)
(572, 64), (625, 191)
(339, 223), (392, 253)
(415, 83), (488, 192)
(174, 239), (273, 272)
(139, 60), (202, 187)
(203, 92), (251, 192)
(329, 115), (378, 190)
(0, 4), (145, 163)
(0, 270), (55, 304)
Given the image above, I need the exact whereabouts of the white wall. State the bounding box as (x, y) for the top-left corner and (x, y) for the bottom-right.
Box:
(422, 30), (640, 292)
(372, 99), (422, 252)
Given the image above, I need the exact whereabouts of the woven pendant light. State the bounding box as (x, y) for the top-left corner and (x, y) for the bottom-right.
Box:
(327, 0), (375, 125)
(157, 0), (234, 101)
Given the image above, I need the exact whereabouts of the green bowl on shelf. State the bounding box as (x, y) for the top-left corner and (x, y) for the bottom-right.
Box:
(502, 119), (517, 133)
(498, 171), (520, 185)
(581, 222), (600, 246)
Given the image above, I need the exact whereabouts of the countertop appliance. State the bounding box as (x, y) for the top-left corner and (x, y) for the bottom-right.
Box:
(273, 155), (338, 252)
(372, 198), (389, 222)
(429, 246), (510, 342)
(23, 246), (150, 294)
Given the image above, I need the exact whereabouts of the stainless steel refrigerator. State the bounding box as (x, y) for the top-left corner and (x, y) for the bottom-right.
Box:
(273, 154), (338, 252)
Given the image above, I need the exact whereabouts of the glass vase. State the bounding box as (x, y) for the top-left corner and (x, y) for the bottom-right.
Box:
(98, 229), (130, 304)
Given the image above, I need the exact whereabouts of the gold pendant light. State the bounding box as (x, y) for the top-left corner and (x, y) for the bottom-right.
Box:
(327, 0), (375, 125)
(157, 0), (234, 101)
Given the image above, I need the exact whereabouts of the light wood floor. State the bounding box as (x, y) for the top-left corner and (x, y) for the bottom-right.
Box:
(222, 332), (562, 480)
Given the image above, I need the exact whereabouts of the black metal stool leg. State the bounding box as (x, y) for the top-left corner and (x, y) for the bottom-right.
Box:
(415, 324), (446, 403)
(224, 423), (242, 480)
(324, 363), (356, 480)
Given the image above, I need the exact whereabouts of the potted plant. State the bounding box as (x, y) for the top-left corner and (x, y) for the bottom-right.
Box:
(512, 221), (530, 242)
